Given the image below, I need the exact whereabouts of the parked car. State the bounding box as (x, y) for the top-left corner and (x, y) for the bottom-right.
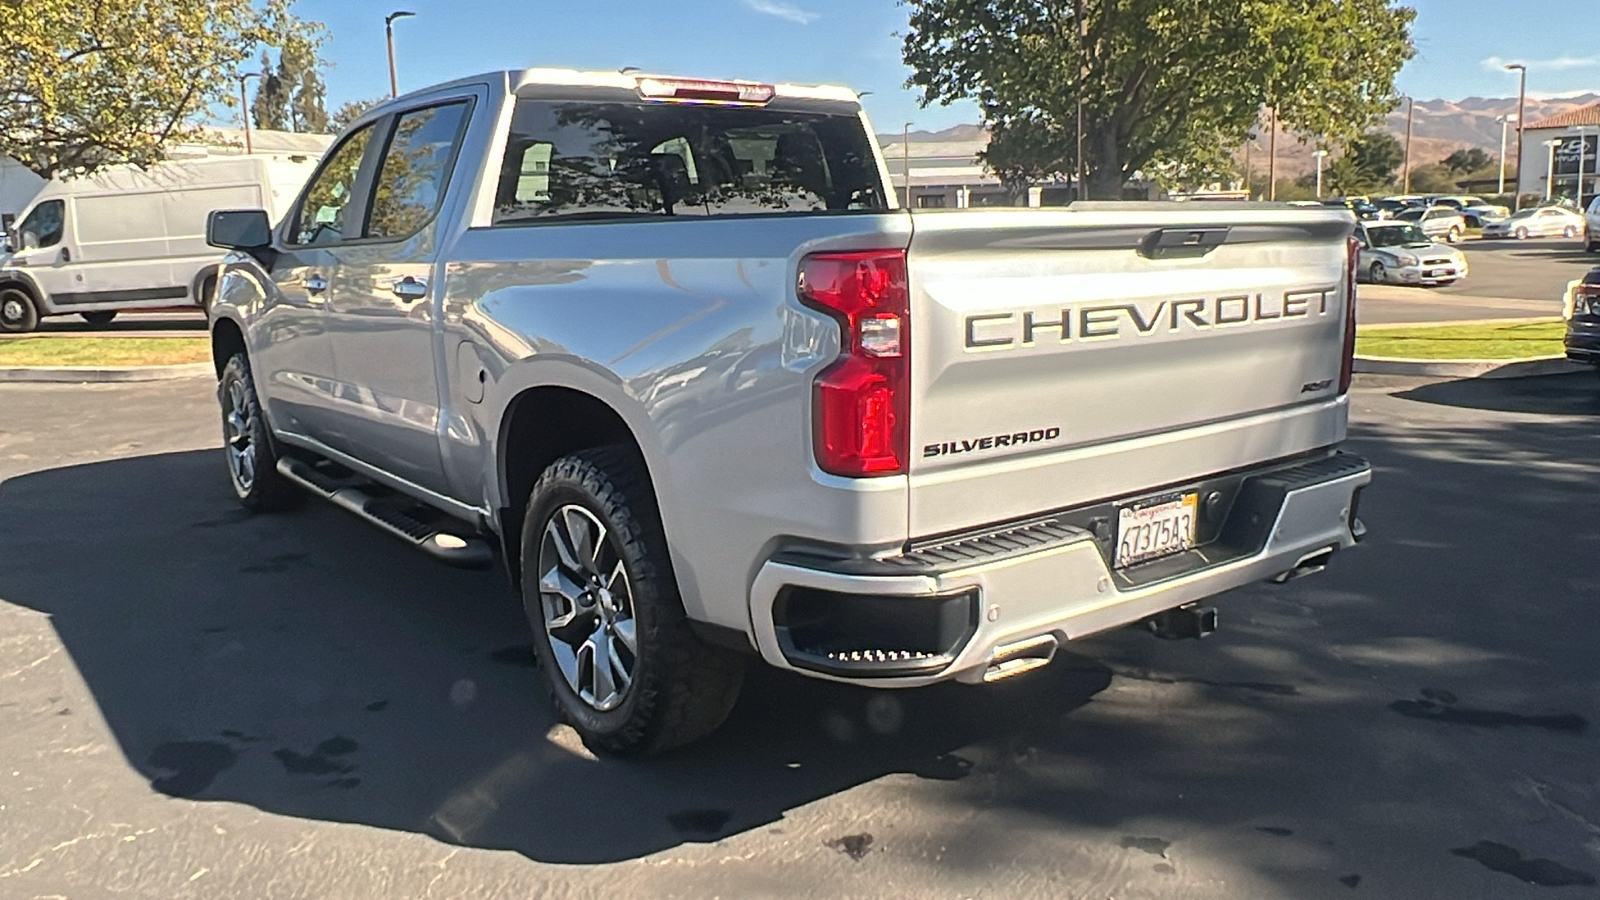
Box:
(1323, 197), (1380, 219)
(0, 155), (320, 333)
(1394, 206), (1466, 243)
(1585, 197), (1600, 252)
(1564, 266), (1600, 372)
(1461, 204), (1510, 229)
(1482, 206), (1588, 240)
(1356, 221), (1468, 286)
(1425, 195), (1487, 211)
(202, 67), (1371, 754)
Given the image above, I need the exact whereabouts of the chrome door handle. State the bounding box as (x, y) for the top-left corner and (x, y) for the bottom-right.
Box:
(304, 275), (328, 295)
(390, 276), (428, 302)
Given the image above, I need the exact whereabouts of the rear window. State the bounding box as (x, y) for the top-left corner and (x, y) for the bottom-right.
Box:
(491, 99), (887, 225)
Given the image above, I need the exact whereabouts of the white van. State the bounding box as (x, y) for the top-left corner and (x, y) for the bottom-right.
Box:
(0, 155), (318, 332)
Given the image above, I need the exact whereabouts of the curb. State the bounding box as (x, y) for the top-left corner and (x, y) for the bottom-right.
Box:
(1354, 355), (1589, 379)
(0, 363), (212, 383)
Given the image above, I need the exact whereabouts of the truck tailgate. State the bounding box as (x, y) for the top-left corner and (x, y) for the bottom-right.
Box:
(906, 205), (1355, 537)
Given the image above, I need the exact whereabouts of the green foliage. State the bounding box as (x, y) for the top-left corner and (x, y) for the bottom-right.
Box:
(1406, 162), (1457, 194)
(252, 30), (330, 134)
(1444, 147), (1492, 174)
(1322, 131), (1404, 196)
(902, 0), (1415, 199)
(0, 0), (326, 178)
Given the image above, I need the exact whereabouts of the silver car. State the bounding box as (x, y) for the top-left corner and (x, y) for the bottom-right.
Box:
(1357, 221), (1468, 286)
(1483, 205), (1588, 240)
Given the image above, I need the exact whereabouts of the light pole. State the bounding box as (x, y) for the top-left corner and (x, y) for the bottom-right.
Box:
(1313, 149), (1329, 198)
(1575, 126), (1593, 207)
(237, 71), (263, 154)
(901, 122), (913, 208)
(1401, 96), (1415, 194)
(1545, 139), (1560, 202)
(1267, 106), (1277, 201)
(385, 11), (415, 98)
(1496, 114), (1512, 196)
(1506, 63), (1527, 208)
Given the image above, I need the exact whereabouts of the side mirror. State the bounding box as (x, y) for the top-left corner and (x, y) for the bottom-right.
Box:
(208, 209), (272, 251)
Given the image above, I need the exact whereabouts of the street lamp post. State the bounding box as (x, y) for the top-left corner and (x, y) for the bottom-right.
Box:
(901, 122), (913, 208)
(1545, 139), (1559, 202)
(237, 72), (263, 155)
(385, 11), (416, 98)
(1574, 126), (1593, 208)
(1496, 114), (1512, 196)
(1506, 63), (1527, 208)
(1313, 149), (1329, 199)
(1401, 96), (1415, 194)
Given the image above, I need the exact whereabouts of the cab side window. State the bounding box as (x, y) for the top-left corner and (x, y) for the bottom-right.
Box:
(291, 124), (376, 246)
(365, 101), (471, 240)
(18, 200), (64, 250)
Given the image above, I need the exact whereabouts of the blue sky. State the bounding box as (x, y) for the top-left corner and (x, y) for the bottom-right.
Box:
(293, 0), (1600, 133)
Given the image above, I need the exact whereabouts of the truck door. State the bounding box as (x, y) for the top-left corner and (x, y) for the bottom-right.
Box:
(8, 199), (77, 304)
(321, 96), (475, 497)
(249, 121), (381, 445)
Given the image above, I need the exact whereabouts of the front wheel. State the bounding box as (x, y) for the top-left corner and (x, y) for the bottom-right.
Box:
(0, 287), (39, 334)
(1515, 227), (1529, 240)
(1564, 225), (1578, 239)
(521, 446), (744, 756)
(81, 311), (117, 327)
(1447, 227), (1462, 244)
(1369, 262), (1388, 284)
(217, 353), (302, 511)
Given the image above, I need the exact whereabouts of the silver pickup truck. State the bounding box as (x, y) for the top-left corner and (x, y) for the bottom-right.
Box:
(205, 68), (1371, 755)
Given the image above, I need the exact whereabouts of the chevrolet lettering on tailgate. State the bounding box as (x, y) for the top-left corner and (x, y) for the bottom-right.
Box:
(964, 289), (1338, 350)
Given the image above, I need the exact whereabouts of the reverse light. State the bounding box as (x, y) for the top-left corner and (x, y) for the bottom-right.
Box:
(1340, 235), (1359, 395)
(636, 77), (775, 105)
(798, 250), (910, 477)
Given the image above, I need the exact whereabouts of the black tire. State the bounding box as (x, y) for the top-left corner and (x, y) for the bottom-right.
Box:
(1447, 227), (1461, 244)
(0, 286), (39, 334)
(1369, 262), (1387, 284)
(217, 353), (302, 512)
(81, 311), (117, 327)
(1565, 225), (1578, 239)
(520, 446), (744, 756)
(1515, 227), (1529, 240)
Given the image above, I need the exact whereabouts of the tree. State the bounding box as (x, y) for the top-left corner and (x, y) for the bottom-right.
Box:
(329, 98), (387, 135)
(1407, 162), (1457, 194)
(1321, 131), (1404, 196)
(0, 1), (324, 179)
(1443, 147), (1491, 175)
(251, 31), (329, 133)
(903, 0), (1415, 199)
(251, 50), (291, 132)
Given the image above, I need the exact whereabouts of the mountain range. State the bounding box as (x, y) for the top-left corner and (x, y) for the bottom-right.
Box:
(883, 93), (1600, 179)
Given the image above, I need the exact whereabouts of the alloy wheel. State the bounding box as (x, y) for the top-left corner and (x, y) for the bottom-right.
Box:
(1, 297), (22, 324)
(223, 378), (257, 492)
(538, 504), (637, 712)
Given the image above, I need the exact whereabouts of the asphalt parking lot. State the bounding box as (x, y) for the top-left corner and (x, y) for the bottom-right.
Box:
(1, 372), (1597, 899)
(1358, 237), (1595, 325)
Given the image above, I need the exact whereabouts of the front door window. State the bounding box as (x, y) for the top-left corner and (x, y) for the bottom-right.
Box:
(17, 200), (64, 250)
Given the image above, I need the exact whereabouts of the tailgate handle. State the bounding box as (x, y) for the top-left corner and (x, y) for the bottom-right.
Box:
(1140, 226), (1231, 259)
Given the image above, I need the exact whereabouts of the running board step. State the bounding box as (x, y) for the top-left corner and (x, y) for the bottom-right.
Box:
(277, 457), (495, 569)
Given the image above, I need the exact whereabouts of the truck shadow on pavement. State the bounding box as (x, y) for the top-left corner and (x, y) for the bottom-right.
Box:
(0, 448), (1112, 864)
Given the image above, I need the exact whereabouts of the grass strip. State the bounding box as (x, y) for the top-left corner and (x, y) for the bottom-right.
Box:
(1356, 321), (1566, 360)
(0, 337), (210, 367)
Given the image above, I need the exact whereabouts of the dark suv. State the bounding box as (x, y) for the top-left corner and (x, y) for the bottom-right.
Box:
(1566, 266), (1600, 376)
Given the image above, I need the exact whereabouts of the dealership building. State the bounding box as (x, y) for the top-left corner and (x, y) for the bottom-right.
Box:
(1516, 102), (1600, 203)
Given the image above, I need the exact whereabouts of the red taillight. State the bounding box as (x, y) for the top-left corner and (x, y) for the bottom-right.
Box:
(1339, 235), (1359, 394)
(798, 250), (909, 477)
(636, 77), (774, 105)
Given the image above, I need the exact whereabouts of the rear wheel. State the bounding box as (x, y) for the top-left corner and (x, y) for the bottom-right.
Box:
(0, 287), (39, 334)
(81, 311), (116, 327)
(521, 446), (744, 756)
(217, 353), (302, 511)
(199, 275), (218, 313)
(1564, 225), (1578, 239)
(1447, 226), (1462, 244)
(1515, 226), (1529, 240)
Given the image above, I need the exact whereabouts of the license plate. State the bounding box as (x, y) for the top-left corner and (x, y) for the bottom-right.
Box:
(1426, 268), (1448, 277)
(1116, 493), (1198, 568)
